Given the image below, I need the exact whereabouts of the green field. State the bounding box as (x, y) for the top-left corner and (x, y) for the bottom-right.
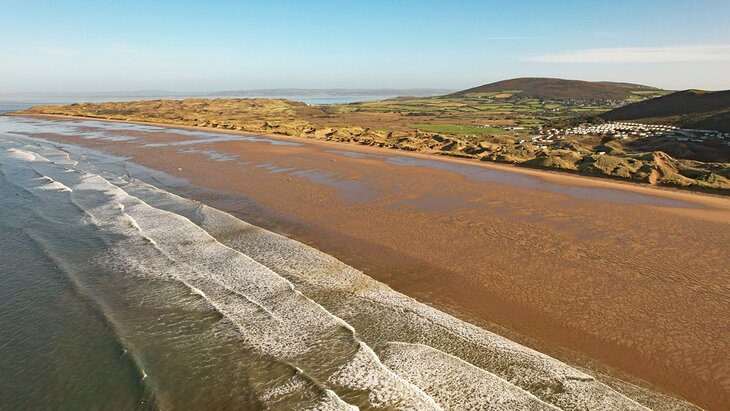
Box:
(626, 90), (673, 102)
(341, 93), (595, 133)
(410, 124), (508, 135)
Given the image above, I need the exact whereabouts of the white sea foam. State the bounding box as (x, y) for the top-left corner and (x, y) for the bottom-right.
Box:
(107, 167), (657, 410)
(259, 374), (308, 402)
(377, 342), (558, 410)
(37, 180), (73, 192)
(188, 285), (207, 299)
(36, 162), (435, 408)
(313, 390), (360, 411)
(30, 175), (73, 192)
(123, 213), (142, 231)
(6, 148), (38, 161)
(0, 137), (361, 410)
(327, 342), (440, 410)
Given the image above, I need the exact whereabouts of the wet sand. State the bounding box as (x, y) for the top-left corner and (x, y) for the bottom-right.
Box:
(12, 115), (730, 410)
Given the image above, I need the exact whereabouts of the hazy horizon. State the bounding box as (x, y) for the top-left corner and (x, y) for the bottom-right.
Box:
(0, 87), (455, 97)
(0, 79), (716, 97)
(2, 0), (730, 93)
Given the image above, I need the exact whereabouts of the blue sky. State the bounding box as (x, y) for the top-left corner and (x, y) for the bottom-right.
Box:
(1, 0), (729, 92)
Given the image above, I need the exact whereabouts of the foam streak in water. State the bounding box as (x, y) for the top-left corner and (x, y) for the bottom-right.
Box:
(12, 146), (437, 409)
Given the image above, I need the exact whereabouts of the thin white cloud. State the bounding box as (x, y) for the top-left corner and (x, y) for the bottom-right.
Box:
(590, 31), (618, 38)
(37, 47), (78, 57)
(484, 36), (542, 41)
(524, 44), (730, 63)
(110, 43), (138, 54)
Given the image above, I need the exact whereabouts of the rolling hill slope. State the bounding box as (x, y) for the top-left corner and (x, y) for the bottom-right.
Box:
(600, 89), (730, 132)
(449, 77), (661, 100)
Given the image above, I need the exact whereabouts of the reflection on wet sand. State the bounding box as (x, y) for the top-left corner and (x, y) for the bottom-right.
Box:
(327, 149), (700, 208)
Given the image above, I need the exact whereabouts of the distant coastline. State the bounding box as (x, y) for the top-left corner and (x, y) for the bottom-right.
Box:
(0, 88), (453, 102)
(0, 89), (453, 116)
(12, 94), (730, 194)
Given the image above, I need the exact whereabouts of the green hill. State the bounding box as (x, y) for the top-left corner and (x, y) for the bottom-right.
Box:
(449, 77), (662, 100)
(600, 89), (730, 132)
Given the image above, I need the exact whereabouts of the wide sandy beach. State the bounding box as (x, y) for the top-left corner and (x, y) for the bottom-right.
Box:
(12, 114), (730, 409)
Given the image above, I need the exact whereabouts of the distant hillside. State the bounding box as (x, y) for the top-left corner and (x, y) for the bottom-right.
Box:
(600, 89), (730, 132)
(449, 77), (661, 100)
(212, 88), (453, 98)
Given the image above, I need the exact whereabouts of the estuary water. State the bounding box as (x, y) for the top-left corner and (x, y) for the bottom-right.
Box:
(0, 117), (694, 410)
(0, 94), (394, 115)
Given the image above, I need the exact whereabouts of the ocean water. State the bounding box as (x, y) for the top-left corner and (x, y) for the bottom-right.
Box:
(0, 116), (693, 410)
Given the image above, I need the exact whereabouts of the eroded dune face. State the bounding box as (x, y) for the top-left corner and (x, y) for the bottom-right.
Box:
(0, 126), (699, 409)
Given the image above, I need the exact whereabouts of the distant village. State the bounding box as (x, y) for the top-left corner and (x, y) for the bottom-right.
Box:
(516, 122), (730, 149)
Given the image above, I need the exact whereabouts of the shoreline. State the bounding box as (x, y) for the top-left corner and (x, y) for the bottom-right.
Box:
(9, 112), (730, 207)
(5, 115), (730, 410)
(2, 127), (694, 409)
